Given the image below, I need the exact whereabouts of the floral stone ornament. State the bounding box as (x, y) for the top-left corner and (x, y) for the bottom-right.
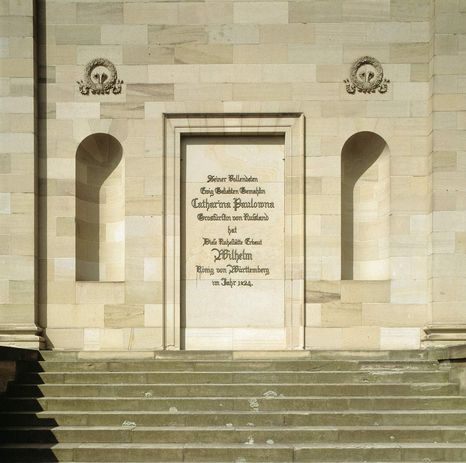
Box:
(344, 56), (390, 94)
(77, 58), (123, 95)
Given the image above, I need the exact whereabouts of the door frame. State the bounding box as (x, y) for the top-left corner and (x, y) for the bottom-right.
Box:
(163, 113), (305, 350)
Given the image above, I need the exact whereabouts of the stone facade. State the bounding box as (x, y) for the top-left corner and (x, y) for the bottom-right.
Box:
(0, 0), (39, 347)
(0, 0), (465, 351)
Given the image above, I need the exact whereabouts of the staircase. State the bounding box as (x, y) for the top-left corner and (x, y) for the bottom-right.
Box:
(1, 350), (466, 462)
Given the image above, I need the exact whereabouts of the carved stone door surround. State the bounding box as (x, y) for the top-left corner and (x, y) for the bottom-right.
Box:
(163, 114), (305, 350)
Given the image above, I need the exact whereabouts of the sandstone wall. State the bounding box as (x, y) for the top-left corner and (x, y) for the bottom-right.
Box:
(1, 0), (465, 350)
(0, 0), (41, 347)
(428, 0), (466, 345)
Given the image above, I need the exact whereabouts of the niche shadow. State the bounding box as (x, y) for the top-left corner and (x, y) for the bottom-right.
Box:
(76, 133), (123, 281)
(341, 131), (388, 280)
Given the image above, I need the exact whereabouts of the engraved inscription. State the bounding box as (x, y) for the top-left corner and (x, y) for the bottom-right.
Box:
(188, 173), (276, 288)
(182, 136), (285, 333)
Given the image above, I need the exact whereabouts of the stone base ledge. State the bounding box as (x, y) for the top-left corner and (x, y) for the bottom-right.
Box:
(0, 324), (45, 349)
(423, 325), (466, 348)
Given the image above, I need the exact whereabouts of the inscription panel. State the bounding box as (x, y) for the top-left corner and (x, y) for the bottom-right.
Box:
(181, 136), (285, 348)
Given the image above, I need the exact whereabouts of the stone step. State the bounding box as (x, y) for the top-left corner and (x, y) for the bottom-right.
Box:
(0, 349), (461, 462)
(23, 359), (443, 372)
(296, 443), (466, 461)
(2, 425), (466, 444)
(2, 442), (466, 462)
(305, 350), (441, 361)
(16, 369), (450, 384)
(3, 410), (466, 427)
(37, 349), (439, 361)
(6, 382), (458, 398)
(2, 396), (466, 412)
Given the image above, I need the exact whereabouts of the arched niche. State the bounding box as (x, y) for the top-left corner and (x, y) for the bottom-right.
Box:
(76, 133), (124, 282)
(341, 131), (390, 280)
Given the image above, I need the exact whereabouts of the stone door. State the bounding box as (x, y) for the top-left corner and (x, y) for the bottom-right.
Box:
(163, 114), (305, 351)
(181, 136), (286, 349)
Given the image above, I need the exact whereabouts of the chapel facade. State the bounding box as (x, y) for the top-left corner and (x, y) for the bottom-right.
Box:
(1, 0), (465, 352)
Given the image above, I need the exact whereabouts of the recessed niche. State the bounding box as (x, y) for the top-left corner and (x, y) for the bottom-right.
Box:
(341, 131), (390, 280)
(76, 133), (124, 282)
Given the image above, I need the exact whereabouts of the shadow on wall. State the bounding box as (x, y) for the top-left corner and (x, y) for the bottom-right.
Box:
(76, 133), (124, 282)
(341, 131), (390, 281)
(0, 348), (59, 461)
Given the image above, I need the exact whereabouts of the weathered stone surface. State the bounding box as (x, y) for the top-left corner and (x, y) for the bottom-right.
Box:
(0, 351), (464, 460)
(0, 0), (465, 353)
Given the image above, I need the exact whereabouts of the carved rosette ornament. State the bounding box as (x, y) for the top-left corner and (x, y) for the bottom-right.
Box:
(77, 58), (123, 95)
(344, 56), (390, 94)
